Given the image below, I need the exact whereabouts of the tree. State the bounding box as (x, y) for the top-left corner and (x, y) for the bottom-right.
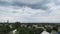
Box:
(0, 24), (12, 34)
(46, 27), (52, 33)
(12, 22), (21, 29)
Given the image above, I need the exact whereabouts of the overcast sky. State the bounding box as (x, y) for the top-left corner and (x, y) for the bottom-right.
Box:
(0, 0), (60, 23)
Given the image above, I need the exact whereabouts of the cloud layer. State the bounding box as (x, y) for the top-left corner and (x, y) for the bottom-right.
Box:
(0, 0), (60, 23)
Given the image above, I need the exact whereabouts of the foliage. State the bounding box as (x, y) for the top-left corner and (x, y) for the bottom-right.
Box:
(12, 22), (21, 29)
(52, 26), (58, 31)
(15, 27), (34, 34)
(0, 25), (12, 34)
(34, 28), (43, 33)
(46, 27), (52, 33)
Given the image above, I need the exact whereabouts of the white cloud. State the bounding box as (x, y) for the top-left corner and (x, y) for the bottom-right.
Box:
(0, 6), (48, 22)
(0, 5), (60, 23)
(0, 0), (60, 23)
(0, 16), (15, 22)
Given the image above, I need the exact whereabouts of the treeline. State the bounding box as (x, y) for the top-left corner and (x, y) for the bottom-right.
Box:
(0, 22), (59, 34)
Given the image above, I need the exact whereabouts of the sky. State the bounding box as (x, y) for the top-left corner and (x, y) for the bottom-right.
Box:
(0, 0), (60, 23)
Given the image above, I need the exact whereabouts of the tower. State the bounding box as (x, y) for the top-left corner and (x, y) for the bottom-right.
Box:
(7, 20), (9, 23)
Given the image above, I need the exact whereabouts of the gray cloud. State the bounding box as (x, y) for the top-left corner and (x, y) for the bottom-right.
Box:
(0, 0), (50, 10)
(12, 0), (50, 10)
(0, 0), (12, 6)
(53, 0), (60, 5)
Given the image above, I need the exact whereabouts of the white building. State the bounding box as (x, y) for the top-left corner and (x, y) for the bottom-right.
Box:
(41, 31), (50, 34)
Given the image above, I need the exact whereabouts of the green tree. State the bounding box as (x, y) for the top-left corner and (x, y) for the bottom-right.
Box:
(15, 27), (34, 34)
(12, 22), (21, 29)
